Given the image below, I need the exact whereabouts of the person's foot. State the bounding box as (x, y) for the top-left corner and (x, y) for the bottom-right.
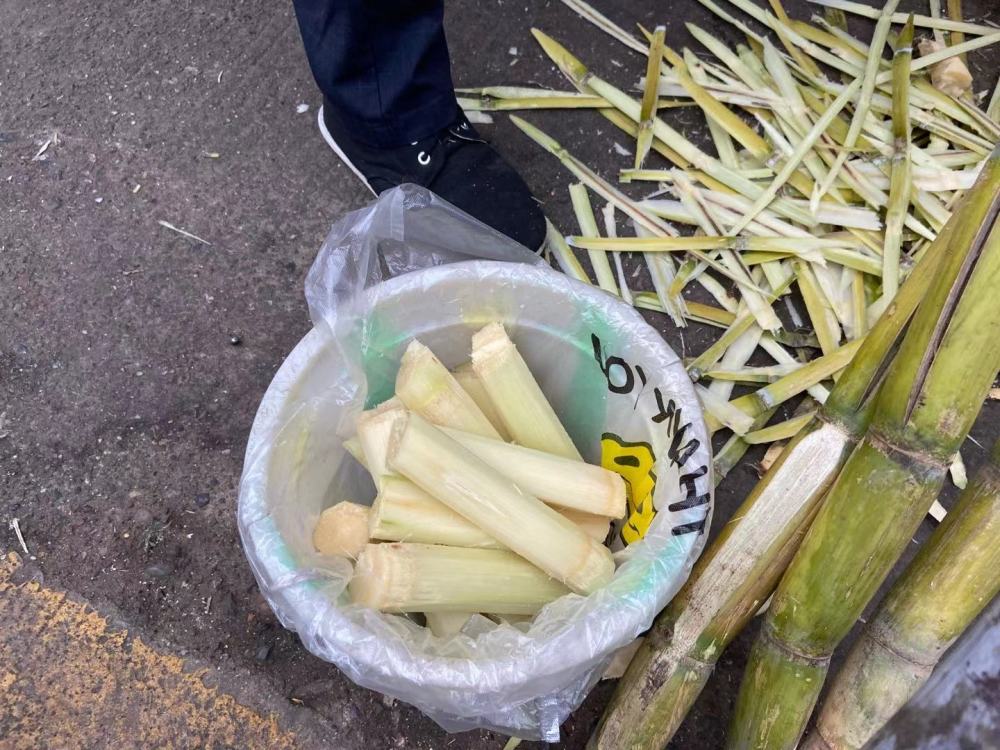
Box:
(318, 101), (547, 252)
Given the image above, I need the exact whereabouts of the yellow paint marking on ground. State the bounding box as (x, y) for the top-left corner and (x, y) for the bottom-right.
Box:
(0, 553), (299, 749)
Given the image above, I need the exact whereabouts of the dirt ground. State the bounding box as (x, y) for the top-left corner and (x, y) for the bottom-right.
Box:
(3, 0), (1000, 747)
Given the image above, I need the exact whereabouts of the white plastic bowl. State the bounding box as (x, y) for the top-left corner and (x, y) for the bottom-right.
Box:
(238, 261), (712, 740)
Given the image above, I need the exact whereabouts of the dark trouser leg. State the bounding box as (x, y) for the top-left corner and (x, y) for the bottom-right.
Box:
(292, 0), (457, 148)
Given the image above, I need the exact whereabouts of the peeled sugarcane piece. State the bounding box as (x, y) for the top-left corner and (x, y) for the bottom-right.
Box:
(349, 543), (569, 615)
(395, 340), (501, 439)
(387, 412), (614, 595)
(560, 508), (612, 542)
(425, 611), (473, 638)
(356, 397), (406, 485)
(470, 322), (583, 461)
(590, 165), (979, 750)
(452, 362), (511, 440)
(804, 438), (1000, 750)
(918, 38), (973, 98)
(313, 501), (370, 559)
(369, 475), (501, 549)
(729, 150), (1000, 750)
(343, 436), (366, 468)
(371, 470), (613, 547)
(361, 410), (622, 524)
(439, 426), (625, 517)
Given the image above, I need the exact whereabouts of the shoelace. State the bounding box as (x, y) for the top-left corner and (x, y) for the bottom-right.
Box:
(411, 119), (485, 169)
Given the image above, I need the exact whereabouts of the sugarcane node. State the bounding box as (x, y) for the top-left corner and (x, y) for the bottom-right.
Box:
(864, 427), (952, 473)
(866, 617), (937, 672)
(759, 620), (829, 667)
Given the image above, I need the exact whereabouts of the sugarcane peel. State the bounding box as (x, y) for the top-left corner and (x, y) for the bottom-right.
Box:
(917, 38), (973, 98)
(313, 501), (371, 559)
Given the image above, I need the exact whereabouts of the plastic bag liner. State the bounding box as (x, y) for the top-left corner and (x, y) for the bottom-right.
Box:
(238, 185), (713, 741)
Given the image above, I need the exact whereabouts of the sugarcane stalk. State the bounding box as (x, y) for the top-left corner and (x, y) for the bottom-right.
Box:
(804, 437), (1000, 750)
(728, 150), (1000, 750)
(634, 26), (665, 168)
(588, 156), (981, 750)
(882, 18), (914, 303)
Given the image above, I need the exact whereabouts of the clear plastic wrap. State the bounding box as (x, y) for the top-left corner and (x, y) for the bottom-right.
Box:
(238, 185), (713, 741)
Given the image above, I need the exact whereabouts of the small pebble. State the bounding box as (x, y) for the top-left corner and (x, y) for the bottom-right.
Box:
(194, 492), (210, 508)
(133, 508), (153, 525)
(255, 642), (273, 663)
(296, 103), (309, 114)
(144, 562), (173, 578)
(229, 334), (242, 346)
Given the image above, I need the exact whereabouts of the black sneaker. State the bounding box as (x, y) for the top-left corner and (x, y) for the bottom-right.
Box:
(318, 101), (547, 252)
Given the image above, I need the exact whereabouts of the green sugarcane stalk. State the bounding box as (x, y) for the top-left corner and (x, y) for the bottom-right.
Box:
(882, 18), (915, 302)
(728, 148), (1000, 750)
(589, 209), (953, 750)
(803, 437), (1000, 750)
(589, 160), (990, 750)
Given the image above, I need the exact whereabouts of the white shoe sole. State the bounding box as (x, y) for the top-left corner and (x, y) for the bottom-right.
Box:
(317, 105), (377, 196)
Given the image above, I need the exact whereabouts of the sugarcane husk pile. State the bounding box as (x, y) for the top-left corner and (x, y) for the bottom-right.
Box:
(460, 0), (1000, 487)
(458, 0), (1000, 746)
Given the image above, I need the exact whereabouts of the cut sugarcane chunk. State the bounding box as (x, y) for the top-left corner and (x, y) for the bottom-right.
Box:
(561, 508), (613, 542)
(370, 475), (501, 549)
(425, 611), (472, 638)
(452, 361), (511, 440)
(313, 501), (370, 559)
(349, 543), (569, 615)
(470, 322), (583, 460)
(370, 475), (613, 547)
(387, 412), (615, 595)
(395, 340), (501, 439)
(356, 397), (406, 485)
(343, 436), (367, 468)
(440, 426), (626, 518)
